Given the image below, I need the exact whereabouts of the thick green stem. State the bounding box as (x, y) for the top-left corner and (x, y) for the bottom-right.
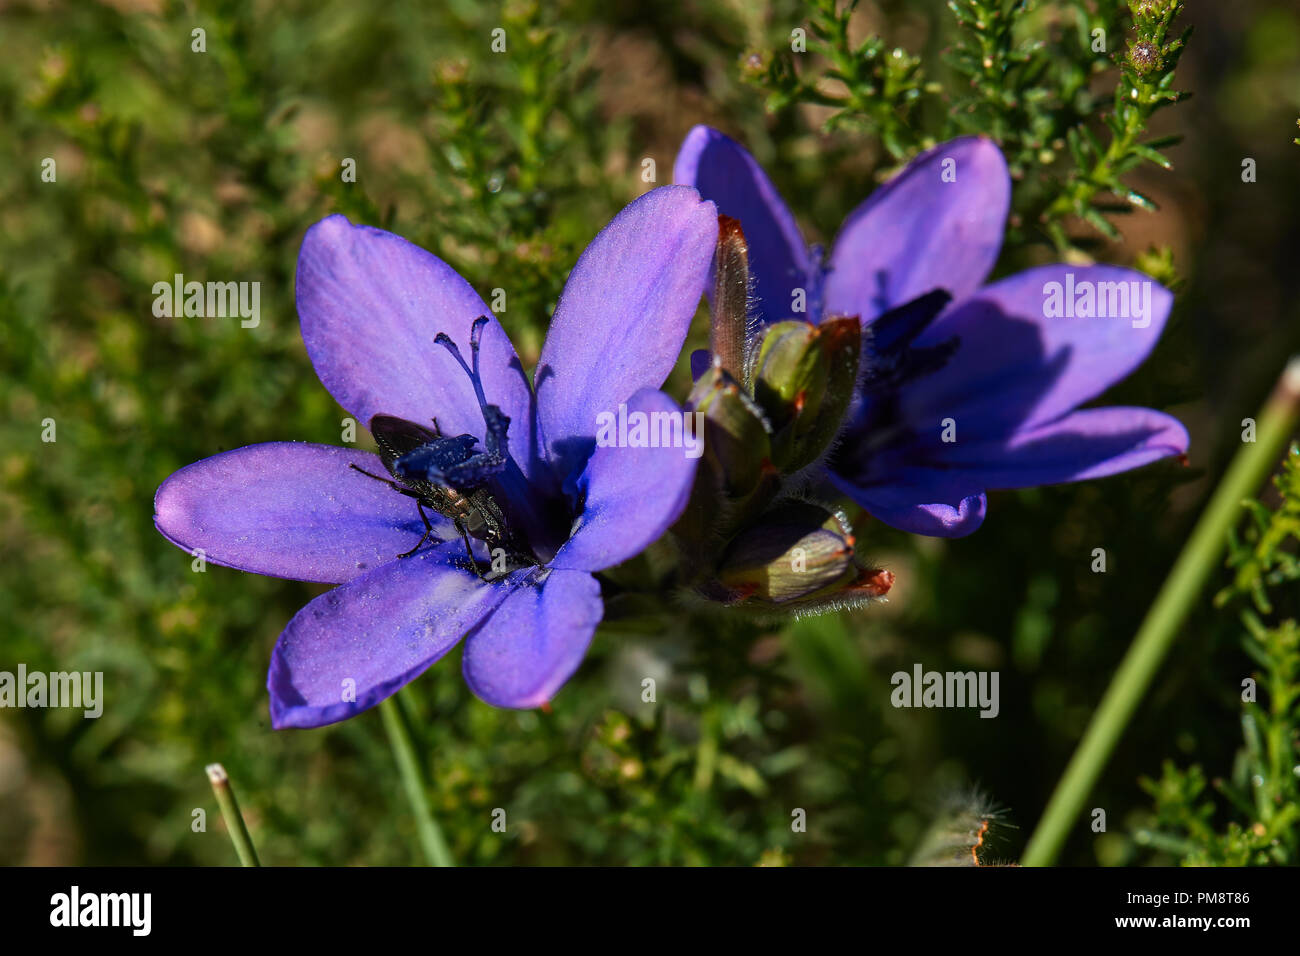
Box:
(1022, 358), (1300, 866)
(380, 694), (454, 867)
(205, 763), (261, 867)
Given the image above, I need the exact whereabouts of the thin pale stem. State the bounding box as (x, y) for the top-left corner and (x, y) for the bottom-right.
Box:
(1022, 358), (1300, 866)
(380, 694), (454, 867)
(205, 763), (261, 867)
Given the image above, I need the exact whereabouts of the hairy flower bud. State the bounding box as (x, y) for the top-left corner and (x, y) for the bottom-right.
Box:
(716, 502), (854, 602)
(750, 316), (861, 471)
(689, 363), (771, 498)
(711, 215), (752, 382)
(674, 363), (778, 547)
(709, 501), (891, 611)
(1127, 40), (1162, 74)
(910, 793), (1011, 867)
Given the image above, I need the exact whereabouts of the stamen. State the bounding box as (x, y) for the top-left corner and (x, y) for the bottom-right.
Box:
(867, 289), (951, 354)
(858, 290), (959, 399)
(434, 316), (493, 412)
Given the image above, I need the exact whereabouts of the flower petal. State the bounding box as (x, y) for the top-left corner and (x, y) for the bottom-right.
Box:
(831, 467), (987, 538)
(461, 567), (603, 708)
(929, 406), (1189, 489)
(824, 137), (1009, 321)
(296, 214), (537, 482)
(830, 407), (1185, 539)
(901, 264), (1175, 436)
(551, 388), (698, 572)
(535, 186), (717, 481)
(673, 125), (812, 326)
(154, 442), (449, 584)
(268, 543), (515, 728)
(690, 348), (711, 381)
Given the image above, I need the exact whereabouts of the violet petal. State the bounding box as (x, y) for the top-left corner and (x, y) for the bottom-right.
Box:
(296, 215), (538, 483)
(825, 137), (1009, 322)
(673, 125), (813, 326)
(551, 388), (698, 572)
(154, 442), (448, 584)
(461, 567), (603, 708)
(268, 543), (515, 728)
(534, 186), (716, 480)
(831, 467), (988, 538)
(927, 406), (1189, 489)
(901, 264), (1175, 437)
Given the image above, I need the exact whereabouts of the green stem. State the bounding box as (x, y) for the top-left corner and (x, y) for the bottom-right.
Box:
(380, 694), (454, 867)
(1022, 358), (1300, 866)
(205, 763), (261, 867)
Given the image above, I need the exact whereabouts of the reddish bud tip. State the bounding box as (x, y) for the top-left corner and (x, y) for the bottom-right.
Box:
(717, 214), (747, 248)
(854, 568), (894, 597)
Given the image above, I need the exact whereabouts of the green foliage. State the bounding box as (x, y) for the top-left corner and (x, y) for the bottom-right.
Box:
(1135, 447), (1300, 865)
(744, 0), (929, 160)
(1044, 0), (1189, 251)
(1220, 448), (1300, 615)
(745, 0), (1189, 256)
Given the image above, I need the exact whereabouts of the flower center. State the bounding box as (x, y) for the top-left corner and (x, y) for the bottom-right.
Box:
(351, 316), (542, 577)
(834, 289), (960, 474)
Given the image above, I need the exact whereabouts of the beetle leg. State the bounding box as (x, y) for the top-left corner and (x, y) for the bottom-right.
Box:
(397, 502), (437, 559)
(454, 518), (488, 580)
(349, 462), (419, 498)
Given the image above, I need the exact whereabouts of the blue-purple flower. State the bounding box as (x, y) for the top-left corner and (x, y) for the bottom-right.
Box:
(675, 126), (1189, 537)
(154, 186), (717, 728)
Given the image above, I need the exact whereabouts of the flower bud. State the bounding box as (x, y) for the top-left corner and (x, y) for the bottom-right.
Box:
(750, 316), (861, 471)
(713, 501), (862, 605)
(1126, 40), (1162, 74)
(689, 363), (771, 499)
(711, 215), (752, 382)
(673, 363), (778, 547)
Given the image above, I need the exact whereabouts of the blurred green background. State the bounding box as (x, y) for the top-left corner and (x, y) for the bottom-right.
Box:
(1, 0), (1297, 865)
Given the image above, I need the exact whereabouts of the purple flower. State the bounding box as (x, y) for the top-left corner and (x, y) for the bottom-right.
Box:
(154, 186), (717, 728)
(675, 126), (1189, 537)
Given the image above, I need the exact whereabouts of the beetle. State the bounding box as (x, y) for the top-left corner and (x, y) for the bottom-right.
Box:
(347, 317), (525, 578)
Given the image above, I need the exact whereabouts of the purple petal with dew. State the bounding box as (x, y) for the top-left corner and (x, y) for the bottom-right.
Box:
(268, 543), (517, 728)
(825, 137), (1009, 323)
(461, 567), (603, 709)
(153, 442), (450, 584)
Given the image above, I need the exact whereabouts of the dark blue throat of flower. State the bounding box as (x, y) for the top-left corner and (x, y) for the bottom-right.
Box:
(350, 316), (566, 575)
(831, 289), (960, 479)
